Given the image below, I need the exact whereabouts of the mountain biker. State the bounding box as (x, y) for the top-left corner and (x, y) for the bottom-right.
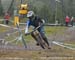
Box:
(25, 11), (51, 49)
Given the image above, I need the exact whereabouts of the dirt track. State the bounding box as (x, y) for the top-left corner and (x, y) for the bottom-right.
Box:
(0, 26), (75, 60)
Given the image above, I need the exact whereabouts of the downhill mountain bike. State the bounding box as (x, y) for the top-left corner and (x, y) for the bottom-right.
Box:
(25, 25), (50, 49)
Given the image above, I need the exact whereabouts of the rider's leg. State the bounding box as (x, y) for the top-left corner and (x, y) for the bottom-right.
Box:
(31, 32), (39, 45)
(40, 32), (49, 46)
(38, 27), (50, 46)
(40, 32), (51, 49)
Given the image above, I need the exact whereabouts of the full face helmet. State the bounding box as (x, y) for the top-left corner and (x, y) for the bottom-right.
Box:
(27, 11), (34, 18)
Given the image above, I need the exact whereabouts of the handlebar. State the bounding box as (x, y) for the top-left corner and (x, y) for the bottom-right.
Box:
(25, 24), (43, 36)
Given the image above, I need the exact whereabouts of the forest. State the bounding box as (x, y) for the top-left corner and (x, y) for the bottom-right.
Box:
(0, 0), (75, 23)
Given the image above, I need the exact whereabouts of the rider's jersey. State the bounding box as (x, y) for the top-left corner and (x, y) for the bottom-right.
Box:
(25, 16), (45, 33)
(27, 16), (43, 27)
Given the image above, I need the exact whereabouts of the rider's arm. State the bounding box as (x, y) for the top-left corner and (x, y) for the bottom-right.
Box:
(25, 20), (30, 33)
(39, 18), (45, 26)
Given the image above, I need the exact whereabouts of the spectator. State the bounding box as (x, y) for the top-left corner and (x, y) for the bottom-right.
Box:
(70, 16), (74, 26)
(65, 16), (70, 27)
(4, 12), (10, 25)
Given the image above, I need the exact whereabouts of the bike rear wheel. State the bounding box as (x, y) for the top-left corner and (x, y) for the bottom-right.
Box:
(37, 35), (45, 49)
(33, 31), (49, 49)
(37, 33), (49, 49)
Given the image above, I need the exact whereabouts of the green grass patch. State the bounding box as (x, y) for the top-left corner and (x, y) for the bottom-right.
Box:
(45, 26), (66, 35)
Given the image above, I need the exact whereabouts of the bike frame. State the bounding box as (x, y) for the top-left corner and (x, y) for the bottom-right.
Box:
(33, 30), (49, 49)
(25, 24), (49, 49)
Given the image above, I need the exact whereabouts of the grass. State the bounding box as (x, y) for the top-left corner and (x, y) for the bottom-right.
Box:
(45, 26), (66, 35)
(0, 25), (69, 47)
(0, 26), (75, 60)
(0, 26), (9, 33)
(5, 30), (33, 46)
(4, 26), (66, 46)
(64, 43), (75, 48)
